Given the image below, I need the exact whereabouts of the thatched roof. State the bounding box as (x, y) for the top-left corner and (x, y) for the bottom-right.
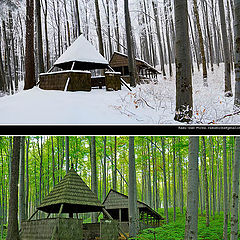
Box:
(54, 35), (109, 70)
(37, 168), (104, 213)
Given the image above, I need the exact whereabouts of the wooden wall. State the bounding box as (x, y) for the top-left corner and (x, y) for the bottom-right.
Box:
(39, 71), (91, 91)
(20, 218), (83, 240)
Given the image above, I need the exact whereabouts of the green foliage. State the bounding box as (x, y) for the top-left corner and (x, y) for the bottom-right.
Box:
(136, 208), (238, 240)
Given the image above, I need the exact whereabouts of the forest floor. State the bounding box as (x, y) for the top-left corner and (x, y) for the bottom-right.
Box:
(136, 208), (237, 240)
(0, 63), (239, 124)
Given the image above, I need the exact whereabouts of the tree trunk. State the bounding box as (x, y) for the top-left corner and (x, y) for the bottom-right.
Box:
(91, 137), (98, 223)
(218, 0), (233, 97)
(173, 137), (176, 221)
(223, 137), (228, 239)
(24, 0), (35, 90)
(210, 137), (216, 219)
(19, 137), (25, 229)
(95, 0), (104, 56)
(65, 136), (69, 172)
(184, 136), (199, 240)
(102, 137), (107, 200)
(113, 137), (117, 190)
(193, 0), (208, 84)
(152, 0), (166, 76)
(234, 0), (240, 105)
(128, 136), (138, 237)
(230, 137), (240, 240)
(161, 137), (169, 223)
(6, 137), (20, 240)
(74, 0), (81, 36)
(35, 0), (44, 73)
(51, 137), (55, 187)
(174, 0), (193, 122)
(202, 136), (209, 227)
(124, 0), (137, 87)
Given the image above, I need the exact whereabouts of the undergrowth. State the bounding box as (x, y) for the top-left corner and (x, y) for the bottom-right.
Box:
(135, 208), (239, 240)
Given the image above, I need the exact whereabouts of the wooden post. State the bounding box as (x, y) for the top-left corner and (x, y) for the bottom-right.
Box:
(119, 208), (121, 222)
(102, 208), (128, 240)
(58, 204), (64, 218)
(27, 209), (39, 221)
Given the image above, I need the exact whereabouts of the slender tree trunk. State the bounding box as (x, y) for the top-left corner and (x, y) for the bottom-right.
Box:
(202, 136), (209, 227)
(161, 137), (169, 223)
(234, 0), (240, 105)
(113, 137), (117, 190)
(230, 137), (240, 240)
(173, 137), (176, 221)
(193, 0), (208, 84)
(174, 0), (193, 122)
(95, 0), (104, 56)
(51, 137), (55, 187)
(19, 137), (25, 229)
(128, 136), (138, 237)
(35, 0), (44, 73)
(124, 0), (137, 87)
(218, 0), (233, 97)
(210, 137), (216, 219)
(91, 137), (98, 223)
(24, 0), (35, 90)
(223, 137), (228, 239)
(25, 137), (30, 218)
(65, 136), (69, 172)
(74, 0), (81, 36)
(6, 137), (20, 240)
(152, 0), (166, 76)
(102, 137), (107, 200)
(184, 137), (199, 240)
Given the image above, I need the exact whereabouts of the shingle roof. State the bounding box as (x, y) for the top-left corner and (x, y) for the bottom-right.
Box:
(103, 189), (164, 220)
(37, 168), (104, 213)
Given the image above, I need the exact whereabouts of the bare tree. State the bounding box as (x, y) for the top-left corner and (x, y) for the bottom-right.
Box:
(124, 0), (137, 87)
(234, 0), (240, 105)
(218, 0), (233, 97)
(24, 0), (35, 90)
(174, 0), (192, 122)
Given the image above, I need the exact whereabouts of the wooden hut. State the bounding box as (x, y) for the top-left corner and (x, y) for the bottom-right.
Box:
(103, 189), (164, 233)
(39, 35), (122, 92)
(20, 168), (122, 240)
(109, 52), (160, 84)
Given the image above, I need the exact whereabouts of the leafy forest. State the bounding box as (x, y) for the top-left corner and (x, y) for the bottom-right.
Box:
(0, 136), (239, 239)
(0, 0), (239, 123)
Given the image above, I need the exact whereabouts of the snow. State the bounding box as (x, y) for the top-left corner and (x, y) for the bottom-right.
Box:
(40, 70), (91, 75)
(54, 35), (109, 67)
(0, 63), (239, 125)
(0, 87), (139, 124)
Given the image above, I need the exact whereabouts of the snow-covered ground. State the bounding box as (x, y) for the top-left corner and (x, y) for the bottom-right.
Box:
(0, 63), (239, 125)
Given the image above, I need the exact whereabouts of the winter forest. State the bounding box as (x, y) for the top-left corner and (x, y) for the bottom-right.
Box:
(0, 136), (240, 239)
(0, 0), (239, 124)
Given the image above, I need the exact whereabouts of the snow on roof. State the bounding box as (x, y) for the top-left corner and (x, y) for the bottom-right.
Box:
(54, 35), (109, 66)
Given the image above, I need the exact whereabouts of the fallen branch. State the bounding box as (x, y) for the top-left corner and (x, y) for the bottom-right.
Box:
(208, 110), (240, 124)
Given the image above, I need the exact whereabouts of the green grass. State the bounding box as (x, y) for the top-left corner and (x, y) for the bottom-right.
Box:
(135, 208), (240, 240)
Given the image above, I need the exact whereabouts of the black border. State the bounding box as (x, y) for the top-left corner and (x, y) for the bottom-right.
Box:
(1, 125), (240, 135)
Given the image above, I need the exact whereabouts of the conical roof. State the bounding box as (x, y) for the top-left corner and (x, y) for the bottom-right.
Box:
(37, 168), (104, 213)
(54, 35), (109, 70)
